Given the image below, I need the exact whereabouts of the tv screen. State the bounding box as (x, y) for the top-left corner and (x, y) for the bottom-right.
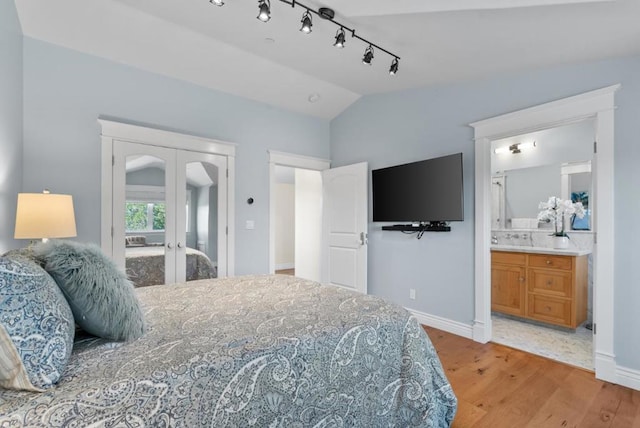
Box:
(372, 153), (464, 222)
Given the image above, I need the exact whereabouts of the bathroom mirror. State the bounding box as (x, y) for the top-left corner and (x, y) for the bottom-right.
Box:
(490, 119), (594, 231)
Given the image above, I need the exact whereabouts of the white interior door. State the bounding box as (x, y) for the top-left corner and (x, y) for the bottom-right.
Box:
(322, 162), (368, 293)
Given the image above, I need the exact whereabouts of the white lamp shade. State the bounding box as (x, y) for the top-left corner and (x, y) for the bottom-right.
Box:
(14, 193), (77, 239)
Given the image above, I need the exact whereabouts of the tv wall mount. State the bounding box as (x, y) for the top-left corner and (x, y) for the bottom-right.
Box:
(382, 221), (451, 238)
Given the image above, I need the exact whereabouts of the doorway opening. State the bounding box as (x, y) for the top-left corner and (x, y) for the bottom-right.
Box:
(273, 165), (323, 279)
(268, 151), (329, 282)
(471, 84), (620, 384)
(489, 119), (595, 370)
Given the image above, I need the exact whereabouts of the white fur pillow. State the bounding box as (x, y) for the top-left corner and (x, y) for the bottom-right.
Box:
(35, 240), (145, 342)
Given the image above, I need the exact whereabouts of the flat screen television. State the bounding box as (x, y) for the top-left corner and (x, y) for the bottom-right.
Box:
(372, 153), (464, 223)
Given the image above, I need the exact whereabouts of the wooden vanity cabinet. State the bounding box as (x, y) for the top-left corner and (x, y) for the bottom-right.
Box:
(491, 251), (588, 328)
(491, 252), (526, 316)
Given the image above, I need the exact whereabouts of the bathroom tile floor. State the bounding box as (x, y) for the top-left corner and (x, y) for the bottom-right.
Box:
(491, 314), (593, 371)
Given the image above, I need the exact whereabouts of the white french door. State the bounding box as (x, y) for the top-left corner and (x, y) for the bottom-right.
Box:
(321, 162), (368, 294)
(112, 140), (227, 285)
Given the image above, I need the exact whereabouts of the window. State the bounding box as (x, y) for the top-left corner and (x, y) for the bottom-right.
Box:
(124, 185), (190, 233)
(125, 201), (166, 232)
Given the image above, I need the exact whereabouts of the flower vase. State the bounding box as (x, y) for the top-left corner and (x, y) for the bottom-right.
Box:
(553, 235), (569, 249)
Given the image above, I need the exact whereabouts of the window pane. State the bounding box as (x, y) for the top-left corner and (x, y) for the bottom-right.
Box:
(152, 203), (166, 230)
(125, 202), (148, 231)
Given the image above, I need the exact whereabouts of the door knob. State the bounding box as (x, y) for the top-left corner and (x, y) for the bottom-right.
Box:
(177, 242), (183, 249)
(359, 232), (367, 246)
(167, 242), (173, 249)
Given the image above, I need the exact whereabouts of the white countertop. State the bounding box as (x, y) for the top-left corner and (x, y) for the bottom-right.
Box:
(491, 245), (592, 256)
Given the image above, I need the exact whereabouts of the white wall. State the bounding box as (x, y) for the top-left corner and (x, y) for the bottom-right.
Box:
(294, 169), (322, 282)
(0, 1), (23, 252)
(330, 55), (640, 372)
(21, 38), (330, 274)
(491, 119), (595, 173)
(275, 182), (295, 269)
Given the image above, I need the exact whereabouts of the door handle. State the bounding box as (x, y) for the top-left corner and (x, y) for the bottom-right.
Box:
(177, 242), (183, 249)
(359, 232), (368, 246)
(166, 242), (173, 249)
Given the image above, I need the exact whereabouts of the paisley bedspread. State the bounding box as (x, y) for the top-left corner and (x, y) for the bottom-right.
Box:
(0, 275), (457, 427)
(125, 246), (216, 287)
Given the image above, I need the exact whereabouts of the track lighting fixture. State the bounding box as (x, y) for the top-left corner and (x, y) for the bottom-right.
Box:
(211, 0), (400, 75)
(300, 11), (312, 34)
(389, 57), (399, 75)
(257, 0), (271, 22)
(362, 45), (374, 65)
(334, 27), (346, 48)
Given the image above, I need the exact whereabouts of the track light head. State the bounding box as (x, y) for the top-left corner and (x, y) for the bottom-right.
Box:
(389, 57), (399, 75)
(257, 0), (271, 22)
(362, 45), (374, 65)
(300, 11), (313, 33)
(334, 27), (346, 48)
(209, 0), (224, 6)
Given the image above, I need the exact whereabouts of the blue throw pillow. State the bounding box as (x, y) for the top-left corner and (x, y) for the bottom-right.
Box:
(0, 255), (75, 391)
(34, 240), (146, 341)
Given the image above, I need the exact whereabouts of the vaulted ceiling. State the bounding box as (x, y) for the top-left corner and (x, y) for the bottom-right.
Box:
(14, 0), (640, 118)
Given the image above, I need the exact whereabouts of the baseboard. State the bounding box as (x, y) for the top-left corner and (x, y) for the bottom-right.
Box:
(407, 308), (473, 339)
(616, 365), (640, 391)
(275, 263), (294, 270)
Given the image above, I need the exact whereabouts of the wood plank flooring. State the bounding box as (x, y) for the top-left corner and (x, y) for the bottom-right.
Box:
(424, 326), (640, 427)
(275, 268), (295, 276)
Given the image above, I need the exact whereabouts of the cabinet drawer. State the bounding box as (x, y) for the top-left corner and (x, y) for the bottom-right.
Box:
(528, 254), (572, 270)
(528, 294), (572, 327)
(492, 251), (526, 266)
(528, 269), (573, 298)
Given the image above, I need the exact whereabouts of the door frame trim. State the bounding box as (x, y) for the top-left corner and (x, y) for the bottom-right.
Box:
(99, 119), (236, 276)
(267, 150), (330, 274)
(470, 84), (620, 383)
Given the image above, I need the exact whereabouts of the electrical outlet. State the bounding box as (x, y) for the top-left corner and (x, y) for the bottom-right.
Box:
(410, 289), (416, 300)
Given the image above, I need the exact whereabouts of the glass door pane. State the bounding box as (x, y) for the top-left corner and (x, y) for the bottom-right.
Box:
(176, 152), (227, 282)
(113, 141), (176, 287)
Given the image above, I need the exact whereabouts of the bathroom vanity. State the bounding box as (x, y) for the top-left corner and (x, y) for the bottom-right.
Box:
(491, 246), (591, 328)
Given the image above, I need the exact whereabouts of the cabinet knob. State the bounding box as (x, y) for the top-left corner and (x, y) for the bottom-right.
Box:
(545, 306), (552, 312)
(546, 260), (552, 265)
(519, 277), (525, 282)
(547, 280), (553, 286)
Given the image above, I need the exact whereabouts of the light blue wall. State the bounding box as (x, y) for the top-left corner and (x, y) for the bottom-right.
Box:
(0, 0), (23, 253)
(331, 56), (640, 370)
(22, 38), (330, 274)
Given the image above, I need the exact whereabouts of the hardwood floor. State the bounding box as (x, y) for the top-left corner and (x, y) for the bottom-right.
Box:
(275, 268), (295, 276)
(424, 326), (640, 427)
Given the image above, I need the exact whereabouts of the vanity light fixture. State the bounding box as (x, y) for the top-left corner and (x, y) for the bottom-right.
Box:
(257, 0), (271, 22)
(494, 141), (537, 155)
(211, 0), (400, 75)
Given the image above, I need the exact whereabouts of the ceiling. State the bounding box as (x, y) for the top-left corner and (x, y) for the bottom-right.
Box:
(14, 0), (640, 119)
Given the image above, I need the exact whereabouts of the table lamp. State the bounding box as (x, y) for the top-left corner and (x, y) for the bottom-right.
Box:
(14, 190), (77, 242)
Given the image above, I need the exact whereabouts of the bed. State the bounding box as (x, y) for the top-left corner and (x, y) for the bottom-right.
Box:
(125, 245), (217, 287)
(0, 275), (457, 427)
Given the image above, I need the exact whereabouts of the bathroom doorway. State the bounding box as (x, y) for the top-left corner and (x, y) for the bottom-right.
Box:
(489, 119), (595, 370)
(471, 84), (620, 384)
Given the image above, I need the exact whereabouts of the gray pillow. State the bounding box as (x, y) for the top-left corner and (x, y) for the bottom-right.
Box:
(34, 240), (145, 341)
(0, 255), (75, 391)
